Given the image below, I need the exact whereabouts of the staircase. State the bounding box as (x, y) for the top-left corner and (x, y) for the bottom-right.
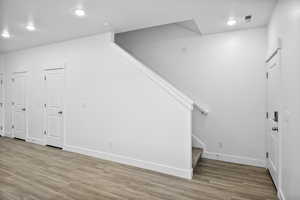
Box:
(192, 147), (203, 169)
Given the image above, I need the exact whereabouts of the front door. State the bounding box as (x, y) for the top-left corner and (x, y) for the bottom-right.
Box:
(44, 68), (65, 148)
(266, 50), (281, 189)
(12, 72), (27, 140)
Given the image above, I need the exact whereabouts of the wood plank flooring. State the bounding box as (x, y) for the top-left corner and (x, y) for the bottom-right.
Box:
(0, 137), (277, 200)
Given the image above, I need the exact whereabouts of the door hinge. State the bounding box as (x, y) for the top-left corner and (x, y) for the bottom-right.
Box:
(266, 72), (269, 79)
(0, 80), (3, 85)
(44, 130), (47, 135)
(0, 126), (3, 130)
(44, 76), (46, 81)
(11, 125), (14, 129)
(266, 112), (269, 119)
(44, 103), (46, 108)
(266, 152), (269, 158)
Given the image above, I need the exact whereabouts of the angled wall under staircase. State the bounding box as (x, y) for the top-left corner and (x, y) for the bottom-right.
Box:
(112, 34), (209, 173)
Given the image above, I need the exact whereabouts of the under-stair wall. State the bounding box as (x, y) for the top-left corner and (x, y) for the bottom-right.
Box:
(2, 32), (195, 179)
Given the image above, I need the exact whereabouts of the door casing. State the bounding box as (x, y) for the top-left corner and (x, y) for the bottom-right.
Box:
(0, 74), (4, 136)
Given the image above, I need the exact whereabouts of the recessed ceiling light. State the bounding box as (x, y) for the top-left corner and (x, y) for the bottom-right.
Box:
(26, 23), (36, 31)
(74, 8), (86, 17)
(227, 18), (237, 26)
(1, 30), (10, 39)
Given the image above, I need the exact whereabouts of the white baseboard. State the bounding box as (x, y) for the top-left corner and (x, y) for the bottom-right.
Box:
(278, 188), (286, 200)
(203, 151), (266, 168)
(26, 137), (45, 146)
(64, 144), (193, 179)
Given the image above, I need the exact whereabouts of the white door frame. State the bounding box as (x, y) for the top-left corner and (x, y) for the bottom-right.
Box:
(43, 66), (66, 147)
(266, 45), (282, 192)
(0, 73), (4, 136)
(11, 71), (28, 140)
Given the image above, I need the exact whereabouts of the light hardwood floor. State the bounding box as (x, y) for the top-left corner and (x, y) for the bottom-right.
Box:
(0, 137), (277, 200)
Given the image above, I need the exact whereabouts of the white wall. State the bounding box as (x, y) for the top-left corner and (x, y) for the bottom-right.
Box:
(116, 27), (267, 166)
(2, 32), (193, 178)
(268, 0), (300, 199)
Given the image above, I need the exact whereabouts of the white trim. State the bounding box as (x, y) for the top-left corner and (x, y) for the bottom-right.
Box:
(194, 102), (209, 115)
(0, 73), (4, 136)
(277, 188), (286, 200)
(203, 151), (266, 168)
(64, 144), (193, 179)
(192, 134), (206, 150)
(111, 43), (194, 111)
(188, 112), (193, 169)
(26, 137), (46, 146)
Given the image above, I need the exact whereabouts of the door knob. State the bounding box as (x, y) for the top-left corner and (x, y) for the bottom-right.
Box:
(58, 111), (63, 114)
(22, 108), (26, 111)
(272, 127), (278, 132)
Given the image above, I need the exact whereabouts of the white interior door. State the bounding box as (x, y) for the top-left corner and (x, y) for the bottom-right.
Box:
(44, 68), (65, 148)
(12, 72), (27, 140)
(266, 50), (281, 189)
(0, 75), (4, 136)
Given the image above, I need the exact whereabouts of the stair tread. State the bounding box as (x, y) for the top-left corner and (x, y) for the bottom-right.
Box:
(192, 147), (203, 169)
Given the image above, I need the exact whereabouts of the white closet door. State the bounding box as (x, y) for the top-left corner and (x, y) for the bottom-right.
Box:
(44, 69), (65, 148)
(12, 72), (27, 140)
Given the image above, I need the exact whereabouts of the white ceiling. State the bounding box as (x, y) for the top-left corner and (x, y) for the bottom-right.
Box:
(0, 0), (277, 53)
